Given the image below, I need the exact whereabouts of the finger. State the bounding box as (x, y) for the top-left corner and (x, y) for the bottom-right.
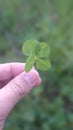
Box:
(0, 69), (41, 119)
(0, 62), (25, 81)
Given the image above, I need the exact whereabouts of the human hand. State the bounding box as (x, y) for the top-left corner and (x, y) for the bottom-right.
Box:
(0, 63), (41, 130)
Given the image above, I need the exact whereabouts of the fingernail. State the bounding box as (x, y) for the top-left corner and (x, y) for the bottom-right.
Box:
(24, 70), (39, 87)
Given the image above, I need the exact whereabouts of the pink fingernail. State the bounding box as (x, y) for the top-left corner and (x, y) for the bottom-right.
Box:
(24, 70), (39, 87)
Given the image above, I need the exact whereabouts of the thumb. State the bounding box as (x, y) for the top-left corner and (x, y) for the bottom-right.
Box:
(0, 69), (41, 119)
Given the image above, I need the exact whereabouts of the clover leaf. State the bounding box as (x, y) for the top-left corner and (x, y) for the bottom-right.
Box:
(22, 40), (39, 56)
(38, 42), (50, 58)
(36, 58), (51, 71)
(25, 52), (35, 72)
(22, 40), (51, 72)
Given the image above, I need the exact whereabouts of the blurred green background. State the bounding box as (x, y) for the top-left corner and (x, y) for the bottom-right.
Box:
(0, 0), (73, 129)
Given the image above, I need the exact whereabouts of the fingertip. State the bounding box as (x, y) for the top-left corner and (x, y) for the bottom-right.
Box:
(32, 68), (41, 86)
(26, 69), (41, 87)
(36, 76), (41, 86)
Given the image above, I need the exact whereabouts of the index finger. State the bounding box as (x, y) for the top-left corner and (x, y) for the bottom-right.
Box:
(0, 62), (25, 81)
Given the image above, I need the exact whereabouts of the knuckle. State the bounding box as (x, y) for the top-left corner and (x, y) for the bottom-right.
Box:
(9, 80), (26, 96)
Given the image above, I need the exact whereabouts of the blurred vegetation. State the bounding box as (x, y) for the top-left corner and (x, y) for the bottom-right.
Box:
(0, 0), (73, 129)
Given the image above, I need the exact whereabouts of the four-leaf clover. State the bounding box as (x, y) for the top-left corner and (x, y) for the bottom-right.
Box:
(22, 40), (51, 72)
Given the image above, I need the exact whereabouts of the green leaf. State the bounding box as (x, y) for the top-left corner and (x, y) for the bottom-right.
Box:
(34, 44), (41, 55)
(38, 42), (50, 58)
(22, 40), (39, 56)
(36, 58), (51, 71)
(22, 40), (51, 72)
(25, 52), (35, 72)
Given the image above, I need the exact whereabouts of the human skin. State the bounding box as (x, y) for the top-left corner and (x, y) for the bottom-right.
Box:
(0, 63), (41, 130)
